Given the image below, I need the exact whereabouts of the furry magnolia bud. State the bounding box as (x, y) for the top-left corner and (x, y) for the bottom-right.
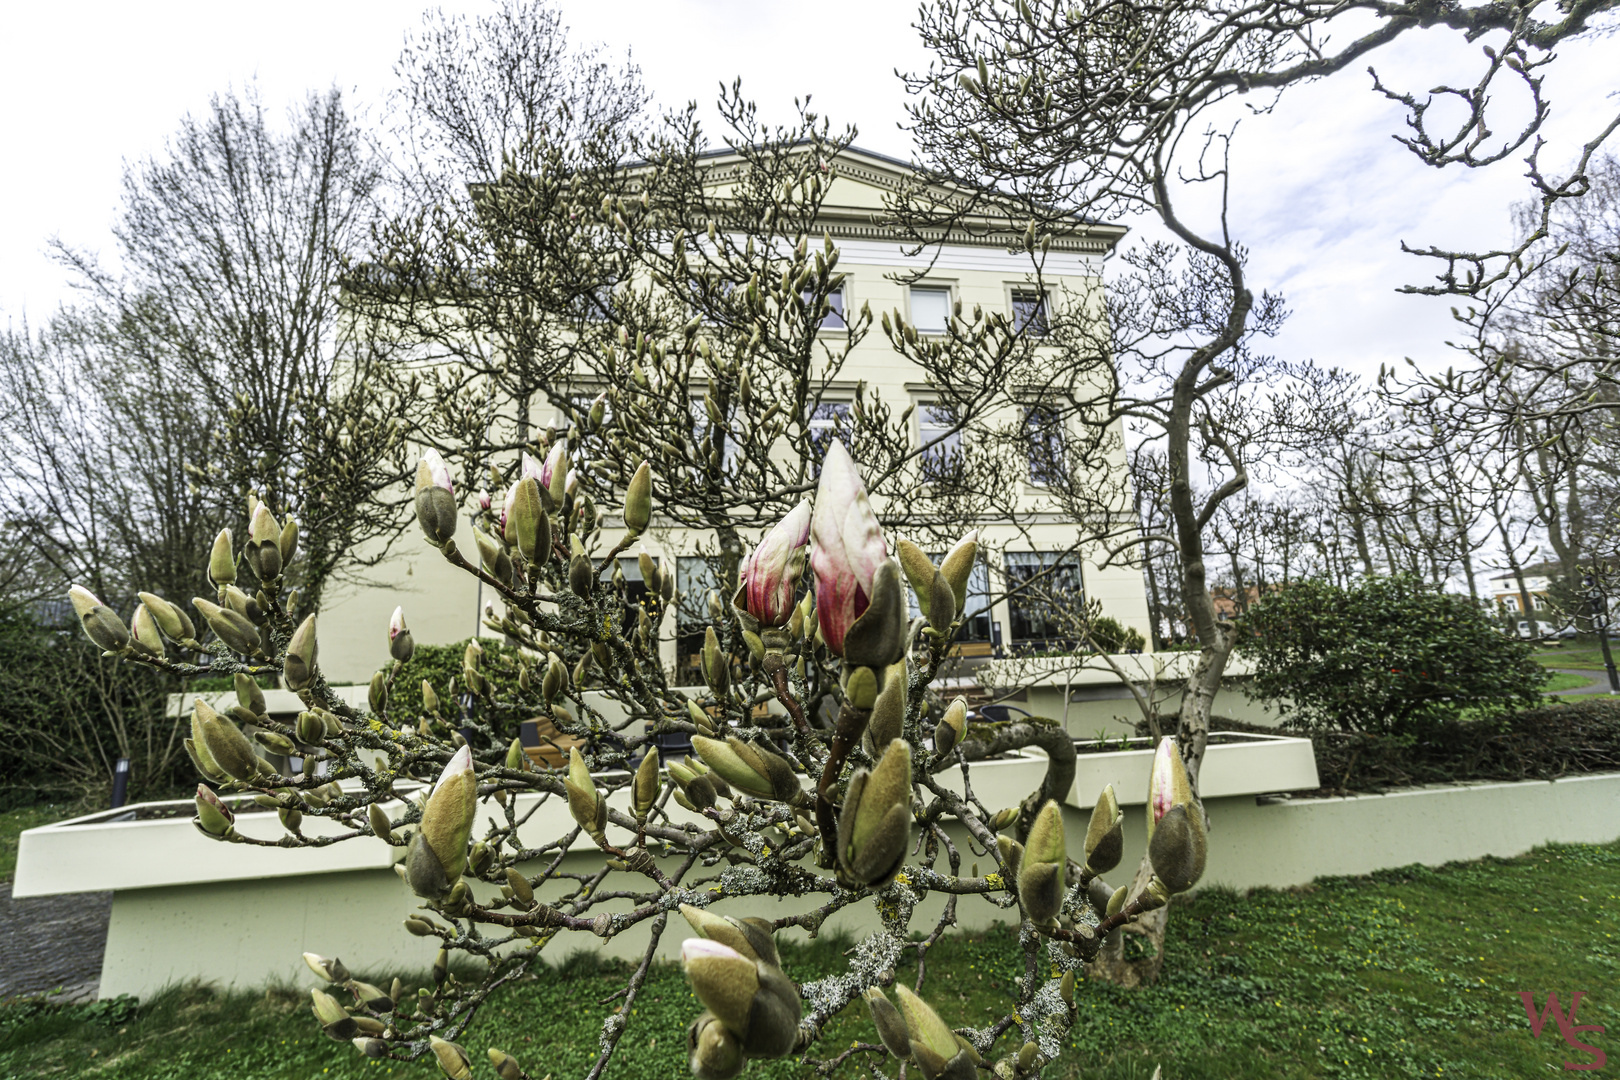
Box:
(284, 615), (318, 691)
(1017, 800), (1067, 926)
(623, 460), (652, 533)
(680, 939), (801, 1059)
(692, 735), (800, 802)
(565, 747), (608, 840)
(1084, 784), (1124, 877)
(67, 585), (129, 653)
(836, 738), (912, 889)
(193, 699), (259, 781)
(895, 983), (980, 1080)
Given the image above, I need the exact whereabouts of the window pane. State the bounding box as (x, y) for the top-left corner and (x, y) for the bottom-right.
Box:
(804, 286), (846, 330)
(910, 286), (951, 334)
(1012, 290), (1048, 336)
(1006, 551), (1085, 645)
(808, 400), (851, 461)
(1024, 404), (1066, 485)
(918, 402), (963, 480)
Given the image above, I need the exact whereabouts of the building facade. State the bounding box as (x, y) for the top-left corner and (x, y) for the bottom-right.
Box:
(318, 147), (1148, 685)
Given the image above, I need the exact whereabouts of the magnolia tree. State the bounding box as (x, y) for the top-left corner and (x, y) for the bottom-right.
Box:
(68, 439), (1208, 1080)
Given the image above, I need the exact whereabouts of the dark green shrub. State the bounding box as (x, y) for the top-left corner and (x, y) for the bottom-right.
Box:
(1236, 574), (1544, 735)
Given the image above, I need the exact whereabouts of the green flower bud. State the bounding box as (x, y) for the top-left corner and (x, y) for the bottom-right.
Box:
(997, 836), (1024, 895)
(841, 559), (909, 669)
(234, 673), (266, 717)
(208, 528), (236, 587)
(137, 591), (196, 643)
(680, 939), (801, 1058)
(934, 696), (967, 758)
(701, 627), (729, 696)
(691, 735), (800, 802)
(255, 729), (297, 755)
(296, 711), (325, 744)
(352, 1037), (389, 1059)
(504, 737), (528, 772)
(474, 527), (514, 584)
(565, 747), (608, 840)
(403, 916), (438, 937)
(194, 699), (260, 781)
(506, 867), (534, 907)
(304, 952), (350, 983)
(283, 615), (318, 691)
(422, 679), (440, 715)
(1147, 736), (1193, 843)
(312, 988), (357, 1040)
(633, 751), (660, 823)
(415, 452), (458, 548)
(864, 662), (907, 753)
(896, 540), (938, 616)
(510, 477), (548, 563)
(894, 984), (977, 1080)
(129, 603), (165, 656)
(836, 738), (912, 888)
(1060, 969), (1076, 1006)
(387, 607), (414, 663)
(842, 664), (878, 710)
(488, 1048), (524, 1080)
(1083, 784), (1124, 877)
(623, 460), (652, 533)
(184, 737), (226, 784)
(1017, 800), (1067, 925)
(279, 518), (299, 567)
(1105, 884), (1128, 918)
(988, 807), (1019, 831)
(938, 531), (978, 615)
(668, 760), (720, 811)
(541, 652), (566, 705)
(349, 980), (393, 1012)
(368, 803), (394, 843)
(67, 586), (130, 653)
(194, 784), (234, 837)
(418, 746), (477, 885)
(429, 1035), (472, 1080)
(568, 553), (594, 599)
(863, 986), (911, 1059)
(368, 672), (387, 715)
(1147, 802), (1208, 894)
(679, 904), (780, 967)
(688, 1012), (745, 1080)
(192, 596), (260, 655)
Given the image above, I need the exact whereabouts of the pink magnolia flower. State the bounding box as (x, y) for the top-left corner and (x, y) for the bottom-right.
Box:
(388, 606), (408, 643)
(474, 489), (492, 512)
(1148, 736), (1192, 838)
(738, 502), (812, 628)
(810, 441), (887, 656)
(419, 449), (454, 494)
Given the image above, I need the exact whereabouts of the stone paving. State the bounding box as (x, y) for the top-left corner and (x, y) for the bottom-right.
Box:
(0, 883), (111, 1003)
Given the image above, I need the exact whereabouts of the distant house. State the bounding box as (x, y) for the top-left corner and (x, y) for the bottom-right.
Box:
(1488, 562), (1560, 614)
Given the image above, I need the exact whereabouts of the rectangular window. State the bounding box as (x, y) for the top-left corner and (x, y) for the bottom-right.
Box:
(917, 402), (963, 480)
(1011, 289), (1049, 337)
(909, 285), (952, 334)
(808, 400), (851, 461)
(1024, 404), (1066, 486)
(676, 555), (724, 678)
(1005, 551), (1085, 645)
(804, 285), (846, 330)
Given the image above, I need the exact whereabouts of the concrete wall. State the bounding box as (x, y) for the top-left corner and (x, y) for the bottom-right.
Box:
(63, 769), (1620, 998)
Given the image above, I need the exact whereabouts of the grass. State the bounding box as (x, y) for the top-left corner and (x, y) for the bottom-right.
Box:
(0, 804), (72, 883)
(1531, 645), (1620, 672)
(1540, 670), (1596, 693)
(1, 840), (1616, 1079)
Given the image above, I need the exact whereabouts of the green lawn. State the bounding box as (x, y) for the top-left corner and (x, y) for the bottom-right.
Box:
(2, 840), (1615, 1079)
(1531, 646), (1620, 673)
(1540, 670), (1597, 693)
(0, 804), (72, 883)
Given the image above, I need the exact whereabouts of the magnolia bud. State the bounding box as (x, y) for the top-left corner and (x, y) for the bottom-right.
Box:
(208, 528), (236, 587)
(429, 1035), (472, 1080)
(624, 460), (652, 533)
(511, 477), (548, 563)
(988, 807), (1019, 831)
(668, 760), (719, 811)
(680, 939), (801, 1058)
(700, 627), (729, 696)
(194, 699), (260, 781)
(565, 747), (608, 840)
(836, 738), (912, 888)
(67, 586), (130, 653)
(1017, 800), (1067, 926)
(1148, 802), (1208, 894)
(569, 553), (594, 599)
(864, 662), (907, 753)
(194, 784), (234, 837)
(1147, 736), (1193, 843)
(691, 735), (799, 802)
(633, 750), (660, 822)
(369, 803), (394, 842)
(895, 984), (979, 1080)
(284, 614), (318, 691)
(388, 607), (414, 663)
(415, 451), (458, 547)
(410, 746), (476, 896)
(137, 592), (194, 643)
(1083, 784), (1124, 877)
(488, 1048), (524, 1080)
(193, 597), (259, 655)
(864, 986), (911, 1058)
(311, 988), (357, 1040)
(938, 530), (979, 614)
(679, 904), (781, 966)
(934, 696), (967, 758)
(688, 1012), (745, 1080)
(422, 679), (440, 714)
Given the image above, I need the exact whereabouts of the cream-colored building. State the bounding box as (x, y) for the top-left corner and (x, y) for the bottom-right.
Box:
(319, 146), (1146, 685)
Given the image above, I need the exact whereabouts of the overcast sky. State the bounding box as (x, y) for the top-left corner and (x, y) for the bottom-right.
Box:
(2, 0), (1615, 380)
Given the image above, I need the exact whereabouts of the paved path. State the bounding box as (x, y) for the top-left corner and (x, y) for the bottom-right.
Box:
(1547, 668), (1619, 696)
(0, 883), (110, 1003)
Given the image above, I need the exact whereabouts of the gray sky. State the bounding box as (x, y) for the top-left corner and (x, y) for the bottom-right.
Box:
(3, 0), (1615, 378)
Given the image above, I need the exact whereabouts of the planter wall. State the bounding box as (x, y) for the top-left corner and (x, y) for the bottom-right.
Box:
(16, 757), (1620, 999)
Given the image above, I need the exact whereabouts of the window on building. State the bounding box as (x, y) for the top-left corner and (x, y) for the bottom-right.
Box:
(808, 400), (852, 461)
(917, 401), (964, 480)
(1024, 404), (1067, 485)
(675, 555), (724, 678)
(909, 285), (952, 334)
(1011, 289), (1049, 337)
(1005, 551), (1085, 645)
(689, 397), (740, 475)
(571, 280), (616, 323)
(803, 285), (846, 330)
(600, 554), (659, 636)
